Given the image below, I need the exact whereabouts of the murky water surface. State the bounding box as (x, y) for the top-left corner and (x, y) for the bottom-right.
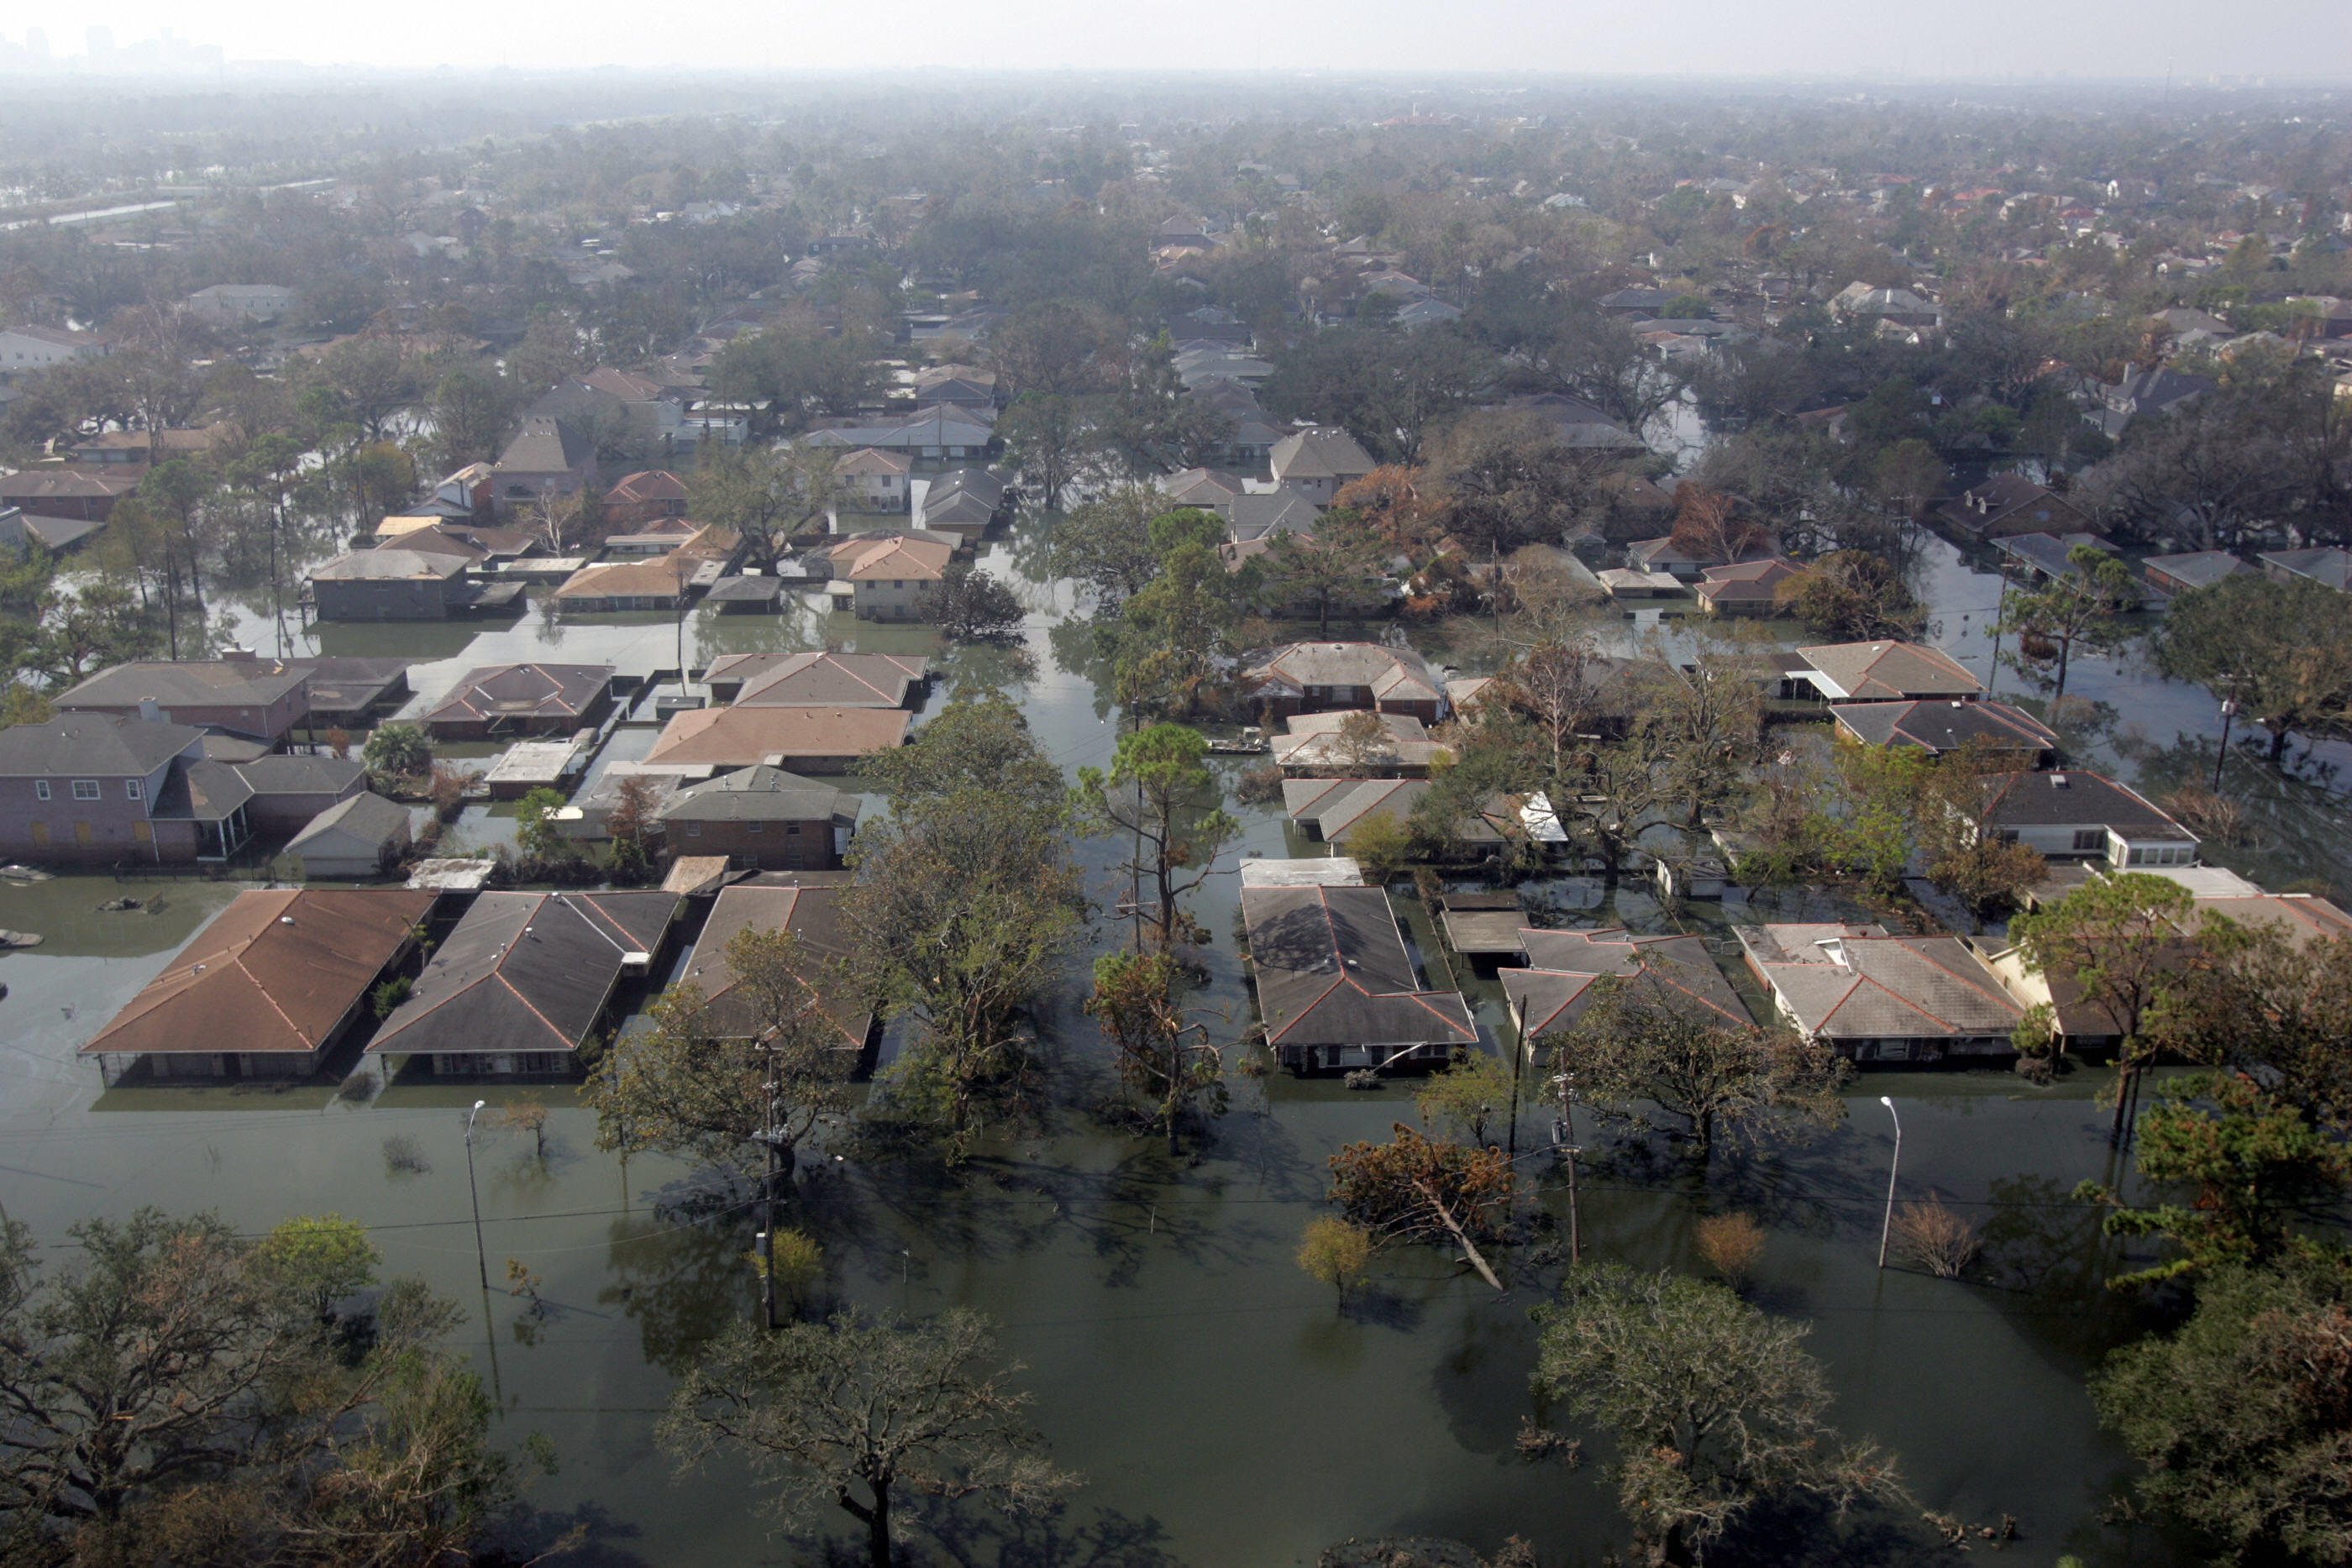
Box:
(0, 519), (2299, 1565)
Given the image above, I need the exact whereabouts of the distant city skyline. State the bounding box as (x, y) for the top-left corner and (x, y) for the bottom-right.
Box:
(3, 0), (2349, 81)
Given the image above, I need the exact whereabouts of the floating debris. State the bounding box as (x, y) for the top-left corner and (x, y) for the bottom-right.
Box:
(0, 930), (41, 949)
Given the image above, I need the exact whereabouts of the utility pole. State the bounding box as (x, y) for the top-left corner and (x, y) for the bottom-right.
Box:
(2212, 678), (2242, 793)
(760, 1042), (779, 1331)
(1876, 1095), (1903, 1270)
(464, 1099), (489, 1291)
(1553, 1071), (1582, 1265)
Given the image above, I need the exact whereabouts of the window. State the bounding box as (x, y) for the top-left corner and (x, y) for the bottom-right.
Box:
(785, 821), (801, 836)
(745, 821), (763, 834)
(685, 821), (701, 837)
(71, 779), (101, 801)
(124, 779), (141, 801)
(2072, 829), (2105, 852)
(34, 780), (48, 801)
(892, 579), (904, 589)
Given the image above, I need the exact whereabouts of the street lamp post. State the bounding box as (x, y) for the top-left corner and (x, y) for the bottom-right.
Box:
(1875, 1095), (1902, 1270)
(464, 1099), (489, 1291)
(2213, 696), (2239, 794)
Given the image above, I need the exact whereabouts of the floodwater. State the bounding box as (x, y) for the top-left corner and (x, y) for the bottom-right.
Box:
(0, 515), (2292, 1567)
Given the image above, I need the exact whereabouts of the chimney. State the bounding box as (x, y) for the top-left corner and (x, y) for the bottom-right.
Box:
(220, 646), (256, 663)
(137, 697), (161, 724)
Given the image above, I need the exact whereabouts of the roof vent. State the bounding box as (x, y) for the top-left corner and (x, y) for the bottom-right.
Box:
(279, 915), (295, 925)
(2051, 773), (2069, 787)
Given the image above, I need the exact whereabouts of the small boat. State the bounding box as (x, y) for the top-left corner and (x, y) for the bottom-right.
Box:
(0, 865), (51, 883)
(0, 930), (41, 949)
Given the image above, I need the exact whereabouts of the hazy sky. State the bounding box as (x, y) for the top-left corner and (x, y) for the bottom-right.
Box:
(30, 0), (2352, 81)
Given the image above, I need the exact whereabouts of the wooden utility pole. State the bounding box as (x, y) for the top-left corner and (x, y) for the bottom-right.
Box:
(760, 1044), (779, 1331)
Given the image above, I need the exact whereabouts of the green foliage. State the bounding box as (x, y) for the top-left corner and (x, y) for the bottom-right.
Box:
(513, 786), (570, 862)
(932, 562), (1026, 641)
(2092, 1264), (2352, 1565)
(1344, 810), (1415, 885)
(1112, 538), (1236, 719)
(257, 1213), (382, 1321)
(1048, 485), (1163, 610)
(1414, 1050), (1518, 1148)
(1296, 1217), (1373, 1300)
(1777, 550), (1928, 642)
(1074, 722), (1239, 951)
(1530, 1263), (1906, 1563)
(370, 976), (412, 1020)
(360, 722), (431, 784)
(1996, 543), (2139, 702)
(1085, 948), (1226, 1149)
(2152, 571), (2352, 763)
(2080, 1072), (2351, 1286)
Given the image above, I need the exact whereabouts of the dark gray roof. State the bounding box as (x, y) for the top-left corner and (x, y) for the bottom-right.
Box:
(2258, 548), (2352, 591)
(58, 658), (311, 711)
(1241, 885), (1476, 1050)
(369, 890), (679, 1057)
(1227, 491), (1324, 543)
(1504, 929), (1752, 1039)
(150, 758), (255, 822)
(2141, 551), (2247, 590)
(286, 790), (410, 852)
(659, 765), (858, 825)
(1974, 770), (2188, 835)
(296, 658), (412, 714)
(235, 754), (368, 797)
(1832, 700), (2058, 757)
(679, 874), (869, 1047)
(0, 714), (202, 778)
(495, 416), (596, 474)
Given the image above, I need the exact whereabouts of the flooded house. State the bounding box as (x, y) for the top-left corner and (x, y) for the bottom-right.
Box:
(1737, 923), (2023, 1064)
(80, 888), (438, 1083)
(1240, 883), (1476, 1073)
(366, 890), (681, 1078)
(1502, 929), (1754, 1061)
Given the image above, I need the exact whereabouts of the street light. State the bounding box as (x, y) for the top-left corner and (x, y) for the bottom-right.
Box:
(2213, 696), (2239, 794)
(465, 1099), (489, 1291)
(1875, 1095), (1902, 1270)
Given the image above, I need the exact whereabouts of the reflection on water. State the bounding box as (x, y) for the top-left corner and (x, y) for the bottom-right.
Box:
(4, 517), (2304, 1565)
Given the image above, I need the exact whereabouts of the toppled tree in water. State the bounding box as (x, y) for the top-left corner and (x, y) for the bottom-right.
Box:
(1530, 1263), (1907, 1566)
(1327, 1123), (1515, 1289)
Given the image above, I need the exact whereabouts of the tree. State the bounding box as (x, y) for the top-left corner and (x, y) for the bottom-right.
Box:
(1047, 486), (1162, 611)
(0, 1209), (525, 1562)
(1425, 410), (1606, 564)
(1995, 543), (2139, 702)
(1084, 950), (1226, 1153)
(844, 699), (1088, 1148)
(513, 786), (571, 863)
(659, 1309), (1078, 1568)
(1666, 483), (1773, 564)
(1414, 1050), (1517, 1148)
(2152, 571), (2352, 763)
(2008, 872), (2198, 1141)
(1908, 737), (2049, 920)
(606, 772), (663, 883)
(690, 442), (839, 571)
(1327, 1123), (1515, 1286)
(985, 300), (1125, 397)
(2079, 1071), (2350, 1286)
(422, 365), (519, 473)
(2092, 1264), (2352, 1565)
(587, 926), (853, 1173)
(492, 1095), (551, 1160)
(2150, 925), (2352, 1131)
(1296, 1217), (1373, 1306)
(1530, 1263), (1905, 1567)
(1074, 722), (1240, 952)
(932, 563), (1026, 641)
(998, 392), (1108, 512)
(361, 721), (431, 785)
(1260, 510), (1390, 636)
(1777, 550), (1928, 642)
(1111, 537), (1236, 719)
(1553, 978), (1846, 1159)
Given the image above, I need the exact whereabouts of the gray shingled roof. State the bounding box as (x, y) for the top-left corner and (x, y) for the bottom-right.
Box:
(1242, 885), (1476, 1049)
(1269, 427), (1374, 484)
(0, 714), (202, 778)
(286, 790), (411, 853)
(1746, 929), (2022, 1041)
(1797, 641), (1982, 700)
(1973, 769), (2186, 833)
(235, 754), (368, 796)
(58, 658), (311, 711)
(495, 416), (596, 473)
(659, 765), (858, 825)
(1504, 929), (1753, 1040)
(1832, 700), (2058, 757)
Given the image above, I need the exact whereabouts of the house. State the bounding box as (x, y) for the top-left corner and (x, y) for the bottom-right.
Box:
(1271, 711), (1452, 775)
(1693, 558), (1802, 615)
(1832, 700), (2060, 768)
(186, 284), (297, 325)
(0, 714), (208, 863)
(1596, 286), (1679, 316)
(603, 469), (692, 525)
(1597, 567), (1685, 600)
(916, 468), (1009, 540)
(1969, 769), (2198, 869)
(679, 873), (874, 1050)
(643, 705), (911, 774)
(57, 656), (312, 742)
(2087, 366), (2214, 438)
(1831, 284), (1943, 330)
(66, 425), (234, 466)
(1625, 537), (1744, 580)
(1268, 427), (1375, 502)
(79, 888), (438, 1084)
(297, 658), (414, 730)
(1790, 641), (1982, 702)
(551, 551), (706, 613)
(704, 651), (930, 708)
(2140, 551), (2246, 595)
(528, 369), (690, 454)
(656, 765), (861, 869)
(0, 324), (110, 368)
(1281, 777), (1509, 852)
(1738, 923), (2024, 1064)
(1499, 393), (1649, 454)
(1934, 475), (2090, 538)
(418, 663), (613, 741)
(801, 407), (994, 467)
(1226, 491), (1325, 543)
(1502, 929), (1753, 1058)
(308, 549), (478, 621)
(283, 792), (412, 878)
(1241, 642), (1447, 721)
(366, 890), (681, 1077)
(1992, 532), (2137, 599)
(827, 534), (953, 621)
(231, 753), (368, 831)
(1240, 884), (1478, 1072)
(837, 448), (913, 512)
(491, 417), (598, 521)
(1160, 468), (1248, 510)
(0, 468), (137, 522)
(0, 506), (101, 552)
(2259, 548), (2352, 593)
